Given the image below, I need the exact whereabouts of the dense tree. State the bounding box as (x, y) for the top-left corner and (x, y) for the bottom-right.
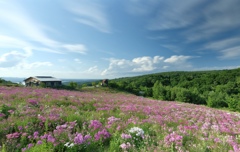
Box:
(109, 68), (240, 111)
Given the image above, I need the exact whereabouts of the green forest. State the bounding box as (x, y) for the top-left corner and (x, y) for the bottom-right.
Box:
(109, 68), (240, 112)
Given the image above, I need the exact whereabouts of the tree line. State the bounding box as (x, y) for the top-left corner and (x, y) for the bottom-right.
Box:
(108, 68), (240, 112)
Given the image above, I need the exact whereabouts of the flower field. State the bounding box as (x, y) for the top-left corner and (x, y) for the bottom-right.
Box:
(0, 86), (239, 152)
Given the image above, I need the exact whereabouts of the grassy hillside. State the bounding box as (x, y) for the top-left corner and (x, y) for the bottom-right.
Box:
(0, 86), (239, 151)
(0, 78), (19, 87)
(109, 68), (240, 111)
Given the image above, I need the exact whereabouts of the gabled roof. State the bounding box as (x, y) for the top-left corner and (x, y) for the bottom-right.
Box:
(24, 76), (62, 82)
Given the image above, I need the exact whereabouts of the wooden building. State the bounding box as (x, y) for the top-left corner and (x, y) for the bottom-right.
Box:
(24, 76), (62, 87)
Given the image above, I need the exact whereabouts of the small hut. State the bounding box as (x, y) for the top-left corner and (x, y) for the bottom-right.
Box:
(24, 76), (62, 87)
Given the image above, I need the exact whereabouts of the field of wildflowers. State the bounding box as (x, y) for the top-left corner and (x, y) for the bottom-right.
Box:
(0, 86), (239, 152)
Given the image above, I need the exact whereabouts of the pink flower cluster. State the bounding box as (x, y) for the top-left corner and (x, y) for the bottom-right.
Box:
(6, 132), (21, 139)
(121, 133), (132, 139)
(120, 142), (131, 150)
(89, 120), (103, 130)
(74, 133), (91, 145)
(164, 132), (183, 146)
(94, 129), (111, 141)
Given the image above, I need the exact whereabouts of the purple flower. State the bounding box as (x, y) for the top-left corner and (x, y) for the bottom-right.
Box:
(28, 143), (34, 148)
(0, 113), (6, 118)
(8, 109), (14, 114)
(121, 133), (132, 139)
(164, 132), (183, 146)
(33, 131), (39, 139)
(40, 134), (48, 140)
(120, 142), (131, 150)
(89, 120), (102, 130)
(37, 140), (43, 145)
(18, 126), (23, 131)
(107, 116), (120, 125)
(74, 133), (84, 144)
(94, 129), (111, 141)
(6, 132), (21, 139)
(21, 148), (27, 152)
(47, 134), (55, 143)
(28, 99), (39, 106)
(74, 133), (92, 145)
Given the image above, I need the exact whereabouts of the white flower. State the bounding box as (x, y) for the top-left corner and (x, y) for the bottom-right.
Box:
(64, 142), (70, 147)
(64, 142), (74, 148)
(129, 127), (144, 136)
(69, 143), (74, 148)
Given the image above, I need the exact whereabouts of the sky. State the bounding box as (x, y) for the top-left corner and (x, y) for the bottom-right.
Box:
(0, 0), (240, 79)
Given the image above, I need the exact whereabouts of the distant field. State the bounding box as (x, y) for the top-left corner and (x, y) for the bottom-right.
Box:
(0, 86), (239, 152)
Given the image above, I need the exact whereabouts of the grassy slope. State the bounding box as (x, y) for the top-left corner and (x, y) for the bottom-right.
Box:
(0, 86), (239, 152)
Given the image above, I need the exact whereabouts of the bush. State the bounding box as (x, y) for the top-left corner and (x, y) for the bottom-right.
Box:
(227, 95), (240, 112)
(207, 91), (228, 108)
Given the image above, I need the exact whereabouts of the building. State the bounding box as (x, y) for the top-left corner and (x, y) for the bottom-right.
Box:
(24, 76), (62, 87)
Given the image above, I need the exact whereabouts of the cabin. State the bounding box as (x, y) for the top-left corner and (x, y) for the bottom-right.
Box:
(24, 76), (62, 87)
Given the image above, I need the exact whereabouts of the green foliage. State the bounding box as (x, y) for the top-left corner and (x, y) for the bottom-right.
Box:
(109, 68), (240, 110)
(152, 81), (166, 100)
(40, 82), (46, 88)
(227, 94), (240, 112)
(0, 78), (18, 86)
(0, 104), (16, 119)
(207, 91), (228, 108)
(69, 81), (78, 89)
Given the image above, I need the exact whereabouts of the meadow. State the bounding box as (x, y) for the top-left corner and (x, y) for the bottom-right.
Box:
(0, 86), (239, 152)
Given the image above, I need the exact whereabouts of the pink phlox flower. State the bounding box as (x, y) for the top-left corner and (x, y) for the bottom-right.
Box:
(8, 109), (14, 114)
(74, 133), (84, 144)
(37, 140), (43, 145)
(121, 133), (132, 139)
(74, 133), (92, 145)
(89, 120), (102, 130)
(33, 131), (39, 139)
(164, 132), (183, 146)
(107, 116), (120, 125)
(94, 129), (111, 141)
(40, 134), (48, 140)
(18, 126), (23, 131)
(6, 132), (21, 139)
(120, 142), (131, 150)
(0, 113), (6, 118)
(28, 99), (39, 106)
(28, 143), (34, 149)
(47, 134), (56, 143)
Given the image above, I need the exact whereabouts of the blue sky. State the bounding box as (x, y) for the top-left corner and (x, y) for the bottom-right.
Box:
(0, 0), (240, 79)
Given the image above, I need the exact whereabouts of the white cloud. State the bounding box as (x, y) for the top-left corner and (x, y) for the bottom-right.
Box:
(74, 58), (82, 64)
(0, 48), (32, 68)
(62, 44), (87, 54)
(0, 48), (53, 70)
(86, 66), (99, 73)
(0, 35), (30, 48)
(65, 0), (111, 33)
(219, 46), (240, 60)
(0, 51), (25, 68)
(146, 0), (201, 30)
(101, 55), (195, 77)
(132, 56), (163, 72)
(164, 55), (192, 64)
(0, 3), (87, 55)
(204, 37), (240, 59)
(184, 0), (240, 42)
(18, 62), (52, 69)
(205, 37), (240, 51)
